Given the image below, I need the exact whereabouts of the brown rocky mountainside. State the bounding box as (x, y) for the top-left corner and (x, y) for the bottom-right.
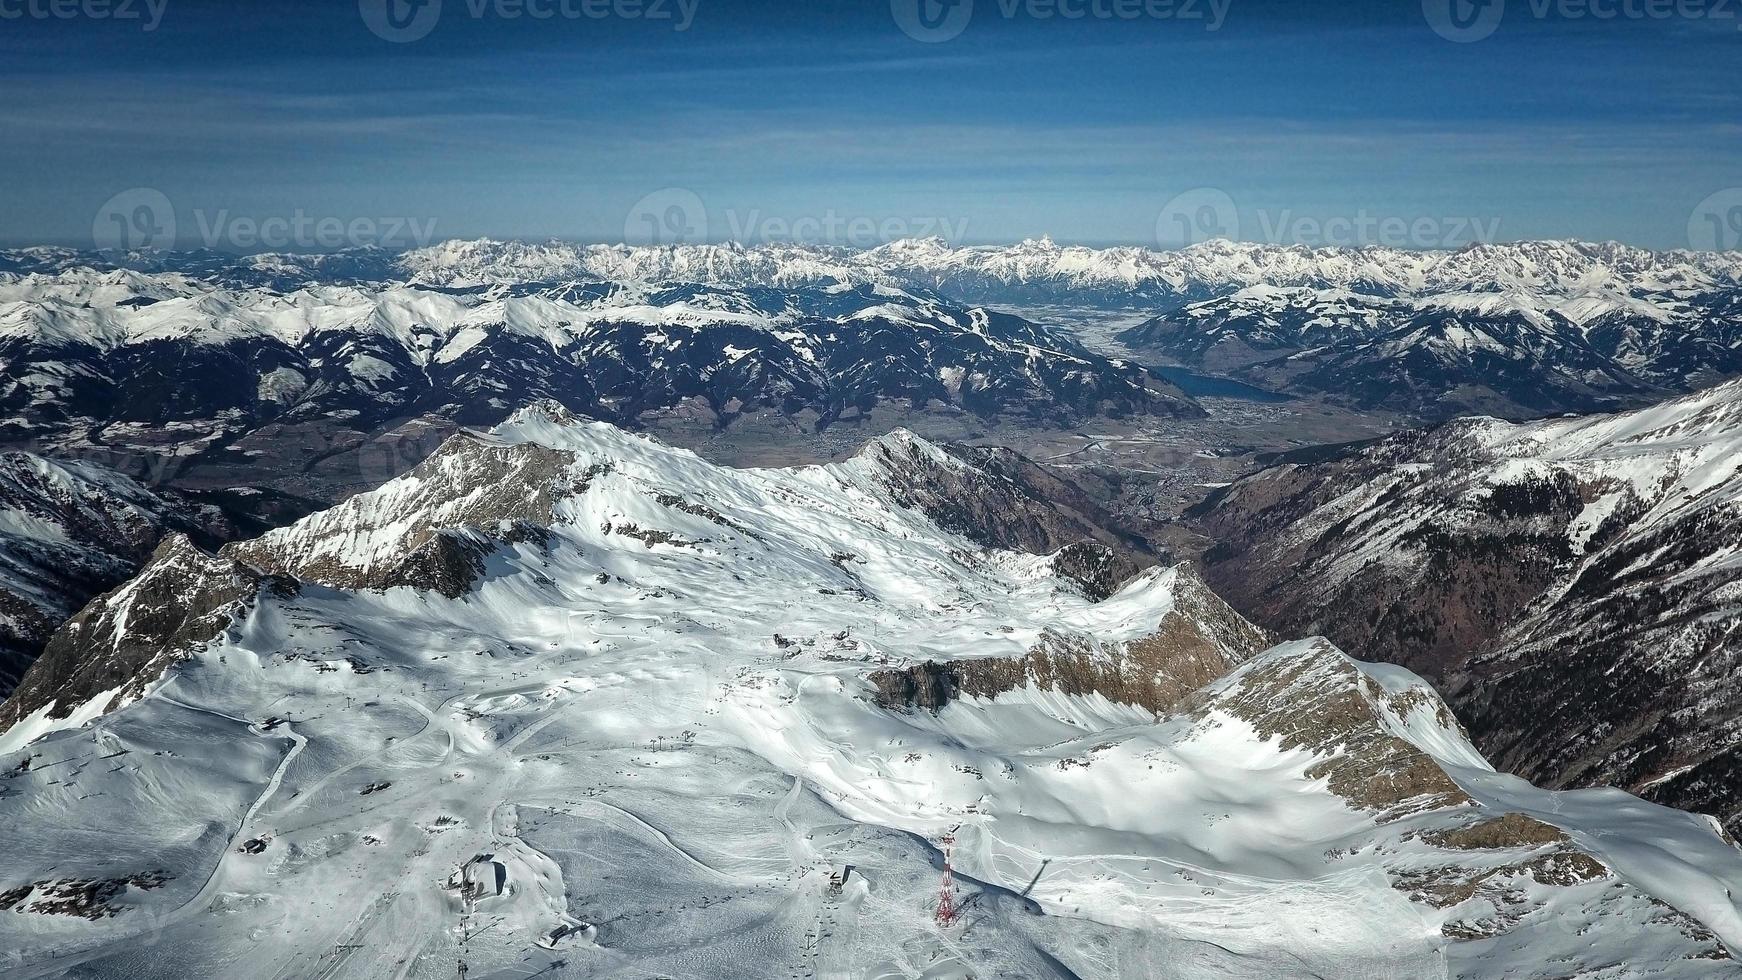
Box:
(1186, 380), (1742, 829)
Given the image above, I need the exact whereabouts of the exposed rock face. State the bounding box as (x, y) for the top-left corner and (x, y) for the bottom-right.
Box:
(1391, 847), (1614, 941)
(1393, 805), (1730, 954)
(0, 535), (291, 732)
(1451, 497), (1742, 825)
(224, 429), (586, 593)
(1423, 812), (1569, 851)
(870, 566), (1268, 714)
(1186, 639), (1471, 821)
(0, 870), (173, 920)
(1189, 380), (1742, 829)
(868, 661), (958, 713)
(373, 529), (497, 599)
(1183, 641), (1731, 961)
(1188, 425), (1585, 681)
(0, 452), (293, 694)
(858, 431), (1158, 599)
(1047, 542), (1144, 604)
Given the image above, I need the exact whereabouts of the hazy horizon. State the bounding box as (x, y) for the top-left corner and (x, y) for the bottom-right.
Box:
(6, 0), (1740, 253)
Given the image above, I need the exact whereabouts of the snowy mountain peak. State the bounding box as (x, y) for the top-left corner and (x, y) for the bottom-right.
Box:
(849, 426), (961, 470)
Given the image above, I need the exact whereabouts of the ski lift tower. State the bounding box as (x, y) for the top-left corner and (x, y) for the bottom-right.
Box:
(934, 829), (959, 928)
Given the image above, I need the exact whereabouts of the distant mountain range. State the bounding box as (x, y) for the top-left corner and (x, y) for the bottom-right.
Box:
(0, 269), (1196, 497)
(7, 237), (1740, 425)
(8, 236), (1742, 303)
(1115, 285), (1742, 418)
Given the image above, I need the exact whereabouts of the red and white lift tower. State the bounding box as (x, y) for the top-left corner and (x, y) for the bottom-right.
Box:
(934, 829), (960, 928)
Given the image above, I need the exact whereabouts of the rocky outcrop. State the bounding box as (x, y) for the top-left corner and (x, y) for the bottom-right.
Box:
(0, 452), (284, 695)
(859, 432), (1158, 599)
(224, 431), (585, 594)
(870, 566), (1267, 715)
(0, 535), (291, 732)
(1187, 639), (1472, 821)
(1180, 641), (1732, 959)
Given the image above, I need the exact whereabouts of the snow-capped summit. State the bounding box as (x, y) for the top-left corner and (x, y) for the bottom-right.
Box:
(1, 413), (1737, 977)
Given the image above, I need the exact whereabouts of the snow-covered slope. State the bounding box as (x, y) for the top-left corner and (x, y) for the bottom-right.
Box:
(1, 410), (1736, 978)
(1190, 377), (1742, 828)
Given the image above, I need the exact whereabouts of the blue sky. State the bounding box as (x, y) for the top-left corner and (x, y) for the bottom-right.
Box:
(1, 0), (1739, 250)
